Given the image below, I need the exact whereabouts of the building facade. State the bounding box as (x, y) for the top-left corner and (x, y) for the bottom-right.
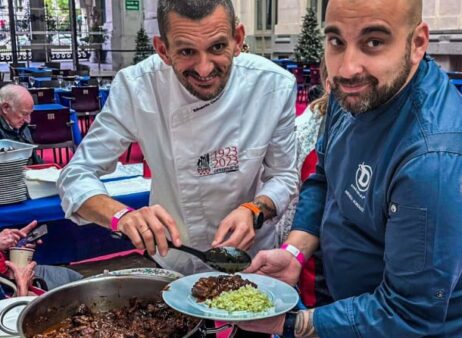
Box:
(424, 0), (462, 71)
(105, 0), (461, 71)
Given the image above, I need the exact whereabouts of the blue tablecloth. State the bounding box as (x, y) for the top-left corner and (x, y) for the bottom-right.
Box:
(99, 88), (110, 106)
(16, 67), (53, 75)
(31, 75), (90, 88)
(31, 76), (52, 87)
(33, 103), (82, 145)
(0, 191), (150, 264)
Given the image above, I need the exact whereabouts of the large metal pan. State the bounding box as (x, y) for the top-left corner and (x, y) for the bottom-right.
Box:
(0, 275), (235, 337)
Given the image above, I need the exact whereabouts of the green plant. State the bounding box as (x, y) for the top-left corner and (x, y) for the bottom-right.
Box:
(81, 24), (107, 45)
(133, 27), (153, 64)
(294, 8), (324, 65)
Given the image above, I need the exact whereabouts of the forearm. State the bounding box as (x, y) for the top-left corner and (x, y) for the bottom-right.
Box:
(286, 230), (319, 258)
(76, 194), (127, 229)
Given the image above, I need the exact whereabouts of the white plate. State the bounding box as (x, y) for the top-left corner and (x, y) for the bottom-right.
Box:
(162, 272), (299, 322)
(0, 296), (36, 337)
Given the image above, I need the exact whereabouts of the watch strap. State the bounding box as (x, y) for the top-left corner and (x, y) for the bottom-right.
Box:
(282, 311), (297, 338)
(111, 207), (134, 232)
(281, 243), (305, 266)
(240, 202), (261, 215)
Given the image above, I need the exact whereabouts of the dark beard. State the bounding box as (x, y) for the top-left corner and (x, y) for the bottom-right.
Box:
(331, 41), (412, 114)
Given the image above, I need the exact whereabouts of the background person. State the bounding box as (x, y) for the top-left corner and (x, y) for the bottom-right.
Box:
(58, 0), (298, 276)
(0, 221), (82, 292)
(239, 0), (462, 337)
(0, 84), (42, 164)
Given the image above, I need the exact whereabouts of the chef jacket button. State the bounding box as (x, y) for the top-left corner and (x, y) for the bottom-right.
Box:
(435, 290), (445, 299)
(390, 203), (397, 213)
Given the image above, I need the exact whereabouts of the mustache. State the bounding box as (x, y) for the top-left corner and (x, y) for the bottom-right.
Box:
(333, 75), (379, 87)
(184, 69), (222, 79)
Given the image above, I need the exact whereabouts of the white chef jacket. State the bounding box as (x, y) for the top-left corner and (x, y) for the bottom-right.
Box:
(58, 53), (298, 275)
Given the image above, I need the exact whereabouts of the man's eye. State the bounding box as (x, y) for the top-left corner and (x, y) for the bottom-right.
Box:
(211, 43), (226, 52)
(327, 37), (342, 47)
(366, 39), (382, 48)
(180, 49), (194, 56)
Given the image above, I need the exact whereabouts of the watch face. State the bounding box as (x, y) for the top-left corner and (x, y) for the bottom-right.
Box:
(254, 212), (265, 229)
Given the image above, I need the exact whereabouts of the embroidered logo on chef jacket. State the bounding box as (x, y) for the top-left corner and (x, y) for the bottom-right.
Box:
(355, 163), (373, 192)
(196, 146), (239, 176)
(344, 162), (373, 213)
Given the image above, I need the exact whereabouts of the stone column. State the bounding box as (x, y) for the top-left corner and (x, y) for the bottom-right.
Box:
(107, 0), (143, 69)
(144, 0), (158, 38)
(29, 0), (47, 61)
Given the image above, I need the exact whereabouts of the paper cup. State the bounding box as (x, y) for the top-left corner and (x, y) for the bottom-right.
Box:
(9, 247), (34, 268)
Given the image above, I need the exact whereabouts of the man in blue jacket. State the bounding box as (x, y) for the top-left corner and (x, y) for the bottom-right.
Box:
(240, 0), (462, 337)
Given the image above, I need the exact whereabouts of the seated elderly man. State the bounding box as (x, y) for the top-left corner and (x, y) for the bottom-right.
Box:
(0, 84), (42, 164)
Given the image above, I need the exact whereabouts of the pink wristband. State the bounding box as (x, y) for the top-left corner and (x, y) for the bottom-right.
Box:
(281, 243), (305, 266)
(111, 207), (134, 231)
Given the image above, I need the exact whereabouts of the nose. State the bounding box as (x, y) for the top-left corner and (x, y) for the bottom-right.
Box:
(24, 115), (31, 124)
(194, 53), (215, 78)
(338, 46), (364, 79)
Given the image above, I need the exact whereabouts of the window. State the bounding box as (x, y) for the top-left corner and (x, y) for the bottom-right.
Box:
(256, 0), (277, 32)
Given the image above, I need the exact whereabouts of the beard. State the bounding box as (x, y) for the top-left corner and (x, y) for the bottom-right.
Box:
(175, 66), (231, 101)
(331, 40), (413, 114)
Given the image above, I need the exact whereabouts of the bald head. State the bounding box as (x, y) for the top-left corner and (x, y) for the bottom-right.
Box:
(406, 0), (422, 28)
(0, 84), (34, 110)
(0, 84), (34, 129)
(327, 0), (422, 27)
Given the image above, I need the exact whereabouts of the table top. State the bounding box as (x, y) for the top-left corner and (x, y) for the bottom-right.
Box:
(16, 67), (53, 74)
(0, 191), (149, 228)
(33, 103), (67, 111)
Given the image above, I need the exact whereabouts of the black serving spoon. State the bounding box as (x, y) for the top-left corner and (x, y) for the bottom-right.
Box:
(113, 232), (251, 273)
(166, 240), (252, 273)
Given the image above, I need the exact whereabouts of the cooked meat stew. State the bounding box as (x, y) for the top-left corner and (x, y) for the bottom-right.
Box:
(32, 298), (200, 338)
(191, 274), (257, 302)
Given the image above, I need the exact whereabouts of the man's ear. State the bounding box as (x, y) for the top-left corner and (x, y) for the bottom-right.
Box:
(233, 23), (245, 57)
(153, 36), (172, 65)
(410, 22), (429, 66)
(1, 102), (9, 112)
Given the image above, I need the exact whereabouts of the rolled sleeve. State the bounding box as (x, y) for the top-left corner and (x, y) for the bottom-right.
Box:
(291, 133), (327, 237)
(58, 72), (138, 224)
(258, 84), (298, 215)
(311, 152), (462, 337)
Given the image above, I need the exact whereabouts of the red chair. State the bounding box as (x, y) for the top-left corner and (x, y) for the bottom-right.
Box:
(29, 107), (75, 165)
(28, 88), (55, 104)
(64, 86), (101, 135)
(294, 67), (308, 103)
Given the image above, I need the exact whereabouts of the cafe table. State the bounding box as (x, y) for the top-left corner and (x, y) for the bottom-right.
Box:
(15, 67), (54, 75)
(0, 186), (149, 265)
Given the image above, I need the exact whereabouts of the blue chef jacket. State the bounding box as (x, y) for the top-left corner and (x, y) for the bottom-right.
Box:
(293, 56), (462, 337)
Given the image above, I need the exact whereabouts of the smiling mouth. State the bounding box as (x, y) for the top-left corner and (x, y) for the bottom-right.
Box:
(340, 83), (370, 94)
(189, 74), (218, 85)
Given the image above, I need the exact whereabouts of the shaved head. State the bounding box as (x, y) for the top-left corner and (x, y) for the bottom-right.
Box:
(406, 0), (422, 28)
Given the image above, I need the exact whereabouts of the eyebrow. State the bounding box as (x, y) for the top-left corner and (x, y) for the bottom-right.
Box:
(360, 25), (392, 36)
(324, 25), (340, 35)
(174, 35), (229, 48)
(324, 24), (392, 37)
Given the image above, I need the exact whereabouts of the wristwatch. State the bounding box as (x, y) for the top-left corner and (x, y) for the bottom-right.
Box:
(282, 311), (297, 338)
(240, 202), (265, 229)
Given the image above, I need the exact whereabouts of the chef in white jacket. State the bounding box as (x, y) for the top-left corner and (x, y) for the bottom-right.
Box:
(57, 0), (298, 275)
